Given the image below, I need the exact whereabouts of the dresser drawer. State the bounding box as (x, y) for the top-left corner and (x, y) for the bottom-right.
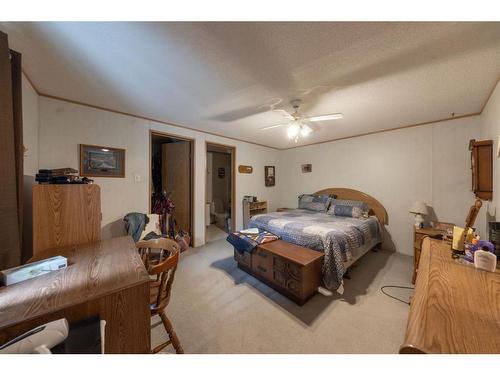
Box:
(273, 256), (301, 278)
(414, 232), (426, 248)
(234, 249), (251, 268)
(273, 269), (302, 296)
(252, 248), (273, 279)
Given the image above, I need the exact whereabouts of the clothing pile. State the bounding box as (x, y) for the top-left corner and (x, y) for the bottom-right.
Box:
(35, 168), (93, 185)
(151, 192), (175, 236)
(226, 228), (279, 254)
(123, 213), (162, 243)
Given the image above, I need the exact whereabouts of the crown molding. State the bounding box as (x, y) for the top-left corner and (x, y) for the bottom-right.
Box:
(281, 112), (481, 150)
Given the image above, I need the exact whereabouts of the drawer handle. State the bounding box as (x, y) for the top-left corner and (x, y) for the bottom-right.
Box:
(257, 265), (267, 272)
(257, 252), (267, 258)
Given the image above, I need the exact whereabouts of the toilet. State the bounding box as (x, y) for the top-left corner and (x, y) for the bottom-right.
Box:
(211, 198), (229, 230)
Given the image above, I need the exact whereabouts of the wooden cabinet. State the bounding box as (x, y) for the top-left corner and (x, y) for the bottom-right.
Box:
(242, 200), (267, 228)
(32, 184), (101, 257)
(470, 139), (493, 200)
(234, 240), (323, 305)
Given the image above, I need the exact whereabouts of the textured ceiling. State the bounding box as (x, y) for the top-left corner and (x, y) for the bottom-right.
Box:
(1, 22), (499, 149)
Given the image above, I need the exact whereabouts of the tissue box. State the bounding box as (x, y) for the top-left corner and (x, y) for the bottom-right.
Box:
(1, 256), (67, 286)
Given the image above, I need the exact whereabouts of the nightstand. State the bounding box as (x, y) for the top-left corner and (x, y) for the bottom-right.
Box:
(412, 227), (447, 284)
(242, 200), (267, 228)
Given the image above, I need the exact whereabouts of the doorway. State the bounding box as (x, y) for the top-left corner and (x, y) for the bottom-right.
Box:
(150, 131), (194, 245)
(205, 142), (235, 243)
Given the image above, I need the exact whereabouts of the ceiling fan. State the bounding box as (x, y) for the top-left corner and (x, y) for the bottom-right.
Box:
(259, 99), (343, 143)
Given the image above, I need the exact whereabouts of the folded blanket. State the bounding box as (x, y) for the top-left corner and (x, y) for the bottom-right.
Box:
(226, 230), (279, 253)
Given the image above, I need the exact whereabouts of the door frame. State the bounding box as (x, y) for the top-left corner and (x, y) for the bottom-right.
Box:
(205, 141), (236, 234)
(149, 130), (196, 246)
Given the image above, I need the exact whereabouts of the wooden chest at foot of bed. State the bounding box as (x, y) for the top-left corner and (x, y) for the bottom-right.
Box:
(234, 240), (324, 305)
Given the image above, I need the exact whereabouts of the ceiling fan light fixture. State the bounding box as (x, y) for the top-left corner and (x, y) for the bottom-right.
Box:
(287, 123), (300, 139)
(300, 124), (312, 137)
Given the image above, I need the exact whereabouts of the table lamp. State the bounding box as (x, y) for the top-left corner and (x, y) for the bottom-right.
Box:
(410, 201), (428, 228)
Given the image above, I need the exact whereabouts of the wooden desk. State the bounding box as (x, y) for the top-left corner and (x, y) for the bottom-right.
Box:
(401, 237), (500, 353)
(0, 236), (150, 353)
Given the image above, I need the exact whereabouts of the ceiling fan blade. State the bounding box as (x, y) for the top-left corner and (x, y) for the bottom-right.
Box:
(305, 113), (344, 122)
(272, 109), (294, 120)
(259, 123), (288, 131)
(208, 97), (285, 122)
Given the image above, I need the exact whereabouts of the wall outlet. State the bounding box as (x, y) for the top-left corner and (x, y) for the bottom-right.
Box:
(134, 173), (141, 183)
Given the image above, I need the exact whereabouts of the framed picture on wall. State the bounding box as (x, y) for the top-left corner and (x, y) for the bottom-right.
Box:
(80, 144), (125, 178)
(265, 165), (275, 187)
(301, 164), (312, 173)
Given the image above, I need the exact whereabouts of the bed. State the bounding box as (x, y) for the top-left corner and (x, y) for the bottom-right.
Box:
(248, 188), (387, 291)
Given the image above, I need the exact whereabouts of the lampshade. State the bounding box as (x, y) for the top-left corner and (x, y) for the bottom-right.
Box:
(410, 201), (428, 215)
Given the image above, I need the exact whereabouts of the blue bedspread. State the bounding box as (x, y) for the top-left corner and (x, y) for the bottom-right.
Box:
(249, 209), (382, 290)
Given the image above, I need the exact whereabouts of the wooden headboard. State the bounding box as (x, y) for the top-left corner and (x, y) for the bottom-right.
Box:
(314, 187), (388, 226)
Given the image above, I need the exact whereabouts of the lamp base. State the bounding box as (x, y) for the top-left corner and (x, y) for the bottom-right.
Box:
(414, 214), (424, 229)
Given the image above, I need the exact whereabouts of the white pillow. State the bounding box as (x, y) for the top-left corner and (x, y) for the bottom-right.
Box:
(139, 214), (161, 240)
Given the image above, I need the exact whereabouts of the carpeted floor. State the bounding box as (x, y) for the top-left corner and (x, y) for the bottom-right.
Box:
(151, 238), (413, 353)
(205, 224), (228, 243)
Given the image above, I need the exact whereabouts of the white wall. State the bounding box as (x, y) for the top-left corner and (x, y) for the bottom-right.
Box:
(38, 97), (281, 246)
(21, 74), (39, 261)
(479, 80), (500, 238)
(278, 117), (480, 255)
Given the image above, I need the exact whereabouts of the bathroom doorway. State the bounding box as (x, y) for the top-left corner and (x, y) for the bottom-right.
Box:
(150, 131), (194, 246)
(205, 142), (235, 243)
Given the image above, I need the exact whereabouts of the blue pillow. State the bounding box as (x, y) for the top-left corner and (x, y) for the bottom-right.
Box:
(298, 194), (333, 212)
(327, 199), (369, 218)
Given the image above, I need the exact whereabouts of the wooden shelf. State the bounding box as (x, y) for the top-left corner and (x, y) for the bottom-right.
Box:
(243, 200), (268, 228)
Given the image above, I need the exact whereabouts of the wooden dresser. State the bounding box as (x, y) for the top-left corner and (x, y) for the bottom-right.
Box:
(401, 237), (500, 354)
(32, 184), (101, 257)
(234, 240), (323, 305)
(0, 236), (150, 353)
(412, 227), (446, 284)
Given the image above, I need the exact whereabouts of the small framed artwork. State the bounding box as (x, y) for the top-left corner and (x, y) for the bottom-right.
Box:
(238, 165), (253, 174)
(80, 144), (125, 178)
(265, 165), (275, 187)
(301, 164), (312, 173)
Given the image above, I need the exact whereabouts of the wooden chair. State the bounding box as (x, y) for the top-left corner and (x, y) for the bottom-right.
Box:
(136, 238), (184, 354)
